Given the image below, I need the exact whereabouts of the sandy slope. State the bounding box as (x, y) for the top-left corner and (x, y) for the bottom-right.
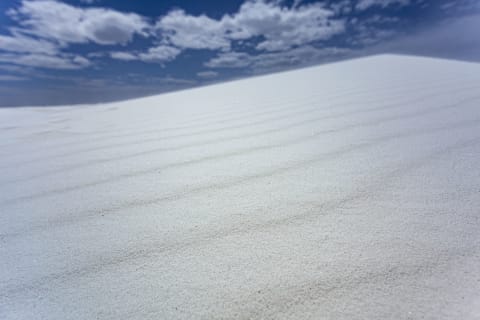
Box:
(1, 55), (480, 319)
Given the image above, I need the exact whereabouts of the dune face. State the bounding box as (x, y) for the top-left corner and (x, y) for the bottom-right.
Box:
(1, 54), (480, 319)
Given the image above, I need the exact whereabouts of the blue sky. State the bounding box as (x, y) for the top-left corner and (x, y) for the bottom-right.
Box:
(0, 0), (479, 106)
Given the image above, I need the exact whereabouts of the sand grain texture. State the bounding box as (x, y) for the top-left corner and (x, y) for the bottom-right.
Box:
(1, 55), (480, 319)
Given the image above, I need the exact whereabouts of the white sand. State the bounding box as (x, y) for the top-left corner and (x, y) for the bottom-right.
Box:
(1, 54), (480, 319)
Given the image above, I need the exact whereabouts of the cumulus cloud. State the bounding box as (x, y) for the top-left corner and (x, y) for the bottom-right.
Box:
(156, 0), (345, 52)
(0, 0), (348, 70)
(157, 10), (230, 50)
(105, 0), (346, 66)
(0, 0), (149, 70)
(226, 0), (345, 51)
(0, 0), (455, 75)
(8, 0), (149, 45)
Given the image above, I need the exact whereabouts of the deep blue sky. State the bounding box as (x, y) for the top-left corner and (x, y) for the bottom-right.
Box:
(0, 0), (479, 106)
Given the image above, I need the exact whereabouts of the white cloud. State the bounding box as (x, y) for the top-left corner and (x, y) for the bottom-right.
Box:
(0, 0), (149, 69)
(356, 0), (411, 11)
(0, 0), (349, 70)
(138, 45), (181, 62)
(157, 9), (230, 50)
(109, 51), (137, 61)
(8, 0), (149, 46)
(330, 0), (353, 14)
(0, 0), (424, 72)
(92, 0), (345, 66)
(156, 0), (345, 52)
(197, 70), (219, 78)
(0, 34), (57, 54)
(110, 45), (180, 63)
(0, 53), (91, 69)
(226, 0), (345, 51)
(205, 52), (252, 68)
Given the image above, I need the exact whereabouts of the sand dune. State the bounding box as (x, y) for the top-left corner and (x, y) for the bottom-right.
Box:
(1, 55), (480, 319)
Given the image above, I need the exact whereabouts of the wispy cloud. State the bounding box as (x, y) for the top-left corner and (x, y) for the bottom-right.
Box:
(0, 75), (28, 81)
(356, 0), (411, 11)
(0, 53), (90, 69)
(0, 33), (58, 54)
(197, 71), (219, 79)
(110, 45), (181, 63)
(205, 46), (350, 72)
